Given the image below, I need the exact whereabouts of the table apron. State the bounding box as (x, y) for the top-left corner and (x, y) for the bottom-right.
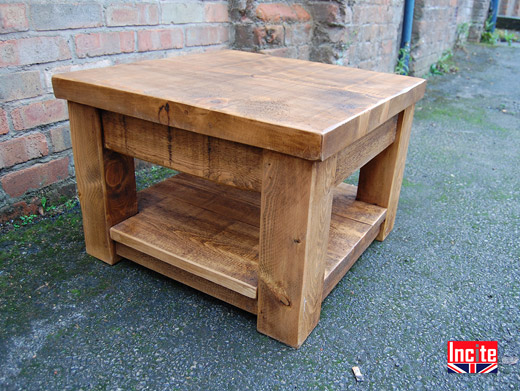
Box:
(102, 110), (400, 192)
(102, 111), (263, 192)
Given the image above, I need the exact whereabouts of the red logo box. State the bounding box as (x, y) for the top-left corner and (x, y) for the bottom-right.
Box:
(447, 341), (498, 373)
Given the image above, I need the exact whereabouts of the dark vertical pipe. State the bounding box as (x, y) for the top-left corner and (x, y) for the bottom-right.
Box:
(490, 0), (499, 32)
(398, 0), (415, 74)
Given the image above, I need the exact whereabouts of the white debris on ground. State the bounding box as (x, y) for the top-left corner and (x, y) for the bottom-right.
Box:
(352, 366), (364, 382)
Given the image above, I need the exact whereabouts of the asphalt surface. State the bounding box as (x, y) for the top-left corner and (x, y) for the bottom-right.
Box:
(1, 43), (519, 390)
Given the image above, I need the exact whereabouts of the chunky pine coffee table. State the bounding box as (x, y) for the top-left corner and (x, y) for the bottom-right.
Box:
(53, 50), (425, 347)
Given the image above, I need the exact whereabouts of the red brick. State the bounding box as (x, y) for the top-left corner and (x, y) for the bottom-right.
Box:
(0, 71), (42, 102)
(0, 108), (9, 135)
(11, 99), (68, 131)
(292, 5), (311, 21)
(309, 3), (341, 24)
(75, 31), (135, 58)
(185, 25), (230, 47)
(138, 28), (184, 51)
(0, 133), (48, 169)
(0, 36), (71, 67)
(0, 200), (39, 223)
(205, 3), (229, 22)
(256, 3), (310, 23)
(1, 157), (70, 197)
(0, 3), (28, 33)
(106, 3), (159, 26)
(49, 124), (71, 152)
(254, 25), (284, 46)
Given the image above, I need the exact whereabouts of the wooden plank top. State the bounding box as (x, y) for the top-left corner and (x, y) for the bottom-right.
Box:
(53, 50), (425, 160)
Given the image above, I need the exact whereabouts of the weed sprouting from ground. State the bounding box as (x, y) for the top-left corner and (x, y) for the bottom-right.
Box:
(496, 29), (519, 46)
(481, 15), (499, 45)
(429, 50), (458, 76)
(395, 45), (411, 76)
(455, 22), (470, 49)
(2, 165), (177, 232)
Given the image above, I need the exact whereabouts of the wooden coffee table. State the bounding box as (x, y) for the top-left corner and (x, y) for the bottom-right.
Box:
(53, 50), (425, 347)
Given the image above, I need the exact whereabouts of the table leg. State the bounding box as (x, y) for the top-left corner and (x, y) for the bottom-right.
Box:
(68, 102), (137, 264)
(356, 105), (415, 241)
(257, 150), (336, 347)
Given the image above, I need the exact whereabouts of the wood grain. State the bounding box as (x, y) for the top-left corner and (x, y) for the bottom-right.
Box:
(103, 111), (262, 191)
(150, 174), (261, 227)
(110, 184), (259, 298)
(117, 243), (257, 314)
(56, 50), (424, 348)
(68, 102), (137, 264)
(53, 50), (426, 161)
(108, 174), (388, 330)
(323, 183), (386, 299)
(257, 151), (336, 348)
(357, 105), (416, 241)
(334, 115), (397, 185)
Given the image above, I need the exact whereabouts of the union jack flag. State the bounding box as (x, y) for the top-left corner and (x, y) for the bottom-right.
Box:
(447, 363), (498, 373)
(447, 341), (498, 374)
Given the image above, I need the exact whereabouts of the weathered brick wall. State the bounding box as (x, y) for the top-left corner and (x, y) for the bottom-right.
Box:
(232, 1), (313, 59)
(411, 0), (491, 76)
(232, 0), (405, 72)
(0, 0), (493, 220)
(499, 0), (520, 16)
(0, 1), (231, 221)
(469, 0), (492, 40)
(336, 0), (404, 72)
(231, 0), (489, 75)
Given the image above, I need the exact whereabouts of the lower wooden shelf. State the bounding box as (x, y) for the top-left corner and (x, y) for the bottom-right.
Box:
(110, 174), (386, 308)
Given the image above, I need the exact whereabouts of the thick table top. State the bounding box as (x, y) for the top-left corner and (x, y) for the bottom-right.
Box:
(53, 50), (425, 160)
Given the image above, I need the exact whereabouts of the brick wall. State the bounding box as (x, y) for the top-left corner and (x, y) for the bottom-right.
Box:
(0, 0), (492, 221)
(411, 0), (491, 75)
(498, 0), (520, 18)
(231, 0), (489, 75)
(0, 1), (231, 221)
(232, 1), (312, 59)
(232, 0), (405, 72)
(469, 0), (492, 40)
(499, 0), (520, 16)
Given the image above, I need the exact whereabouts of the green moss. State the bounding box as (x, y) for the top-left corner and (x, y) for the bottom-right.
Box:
(415, 101), (508, 133)
(0, 163), (185, 342)
(136, 165), (177, 191)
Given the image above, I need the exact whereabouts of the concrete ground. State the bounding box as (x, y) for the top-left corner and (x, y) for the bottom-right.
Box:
(1, 43), (519, 390)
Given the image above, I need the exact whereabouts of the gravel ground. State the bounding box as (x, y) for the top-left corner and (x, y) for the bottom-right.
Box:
(1, 43), (519, 390)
